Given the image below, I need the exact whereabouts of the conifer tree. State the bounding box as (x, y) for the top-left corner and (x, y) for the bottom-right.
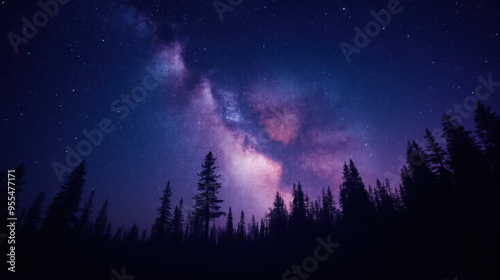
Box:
(374, 179), (396, 219)
(126, 223), (139, 242)
(304, 194), (313, 223)
(192, 152), (225, 240)
(474, 102), (500, 278)
(172, 198), (184, 241)
(424, 128), (451, 176)
(442, 114), (483, 181)
(259, 218), (266, 240)
(185, 211), (193, 239)
(250, 215), (258, 242)
(105, 222), (112, 240)
(42, 161), (86, 234)
(322, 186), (337, 226)
(474, 102), (500, 161)
(339, 160), (373, 226)
(314, 200), (321, 222)
(112, 227), (123, 242)
(443, 113), (495, 277)
(399, 141), (436, 215)
(153, 180), (173, 241)
(424, 128), (454, 217)
(217, 226), (224, 243)
(237, 210), (246, 240)
(225, 207), (234, 240)
(77, 189), (95, 234)
(21, 192), (45, 233)
(93, 199), (109, 238)
(291, 182), (306, 228)
(368, 185), (375, 209)
(210, 223), (217, 244)
(268, 192), (287, 238)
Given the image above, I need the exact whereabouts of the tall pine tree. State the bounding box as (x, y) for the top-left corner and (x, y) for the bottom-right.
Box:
(442, 114), (490, 278)
(21, 192), (45, 233)
(225, 207), (234, 240)
(77, 189), (95, 235)
(237, 210), (246, 241)
(321, 186), (337, 227)
(153, 180), (173, 241)
(172, 198), (184, 241)
(42, 161), (86, 235)
(474, 102), (500, 165)
(268, 192), (288, 238)
(339, 160), (373, 227)
(291, 182), (306, 229)
(474, 103), (500, 279)
(93, 199), (109, 238)
(192, 152), (225, 240)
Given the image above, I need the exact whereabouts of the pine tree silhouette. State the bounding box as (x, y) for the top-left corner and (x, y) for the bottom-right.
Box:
(225, 207), (234, 240)
(424, 128), (451, 176)
(77, 188), (95, 235)
(474, 102), (500, 162)
(126, 223), (139, 242)
(42, 161), (86, 235)
(442, 114), (491, 278)
(237, 210), (246, 241)
(94, 199), (109, 238)
(473, 104), (500, 279)
(321, 186), (337, 227)
(291, 182), (306, 230)
(339, 160), (373, 228)
(268, 192), (287, 238)
(172, 198), (184, 241)
(153, 180), (172, 241)
(112, 227), (123, 242)
(21, 191), (45, 233)
(250, 215), (258, 242)
(192, 152), (225, 240)
(105, 221), (112, 240)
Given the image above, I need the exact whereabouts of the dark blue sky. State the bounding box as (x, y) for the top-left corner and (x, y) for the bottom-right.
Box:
(1, 0), (499, 230)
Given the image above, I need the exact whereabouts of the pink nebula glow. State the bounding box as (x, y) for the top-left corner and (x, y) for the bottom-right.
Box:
(249, 87), (303, 145)
(157, 43), (288, 217)
(186, 80), (286, 216)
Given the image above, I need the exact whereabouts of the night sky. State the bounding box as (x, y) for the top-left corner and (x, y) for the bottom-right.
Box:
(1, 0), (499, 231)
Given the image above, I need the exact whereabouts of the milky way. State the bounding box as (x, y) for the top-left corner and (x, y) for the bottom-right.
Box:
(149, 38), (377, 221)
(1, 0), (498, 230)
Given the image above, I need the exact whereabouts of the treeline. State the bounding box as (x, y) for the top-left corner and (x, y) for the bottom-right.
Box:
(0, 102), (498, 280)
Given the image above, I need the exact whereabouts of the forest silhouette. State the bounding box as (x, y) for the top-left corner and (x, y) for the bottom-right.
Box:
(1, 102), (499, 280)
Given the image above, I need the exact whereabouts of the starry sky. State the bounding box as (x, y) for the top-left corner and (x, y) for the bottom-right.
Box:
(1, 0), (499, 230)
